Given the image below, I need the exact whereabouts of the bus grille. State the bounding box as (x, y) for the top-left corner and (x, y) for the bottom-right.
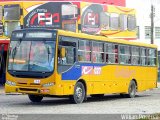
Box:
(19, 88), (38, 92)
(17, 82), (27, 85)
(17, 82), (41, 87)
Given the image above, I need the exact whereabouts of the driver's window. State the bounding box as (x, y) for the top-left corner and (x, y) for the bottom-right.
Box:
(58, 36), (76, 73)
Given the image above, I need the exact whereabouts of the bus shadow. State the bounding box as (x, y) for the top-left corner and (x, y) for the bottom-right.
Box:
(16, 98), (72, 106)
(86, 94), (151, 103)
(13, 94), (151, 106)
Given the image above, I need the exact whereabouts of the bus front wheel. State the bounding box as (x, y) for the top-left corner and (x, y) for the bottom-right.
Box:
(28, 94), (43, 103)
(70, 82), (85, 104)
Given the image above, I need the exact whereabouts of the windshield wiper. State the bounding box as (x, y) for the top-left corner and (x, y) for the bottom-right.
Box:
(11, 39), (22, 69)
(43, 40), (51, 63)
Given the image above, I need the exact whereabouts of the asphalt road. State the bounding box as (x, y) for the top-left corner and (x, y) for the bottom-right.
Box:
(0, 88), (160, 114)
(0, 86), (160, 120)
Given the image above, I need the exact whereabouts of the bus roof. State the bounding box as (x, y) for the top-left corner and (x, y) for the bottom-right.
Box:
(12, 28), (157, 49)
(57, 29), (157, 49)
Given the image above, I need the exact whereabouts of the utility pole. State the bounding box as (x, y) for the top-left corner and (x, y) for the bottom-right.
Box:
(151, 4), (155, 44)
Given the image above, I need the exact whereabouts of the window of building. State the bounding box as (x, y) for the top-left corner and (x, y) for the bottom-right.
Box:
(100, 12), (109, 30)
(131, 46), (140, 65)
(0, 21), (2, 36)
(4, 21), (21, 37)
(62, 4), (78, 20)
(155, 27), (160, 39)
(78, 40), (91, 62)
(110, 13), (119, 30)
(4, 4), (20, 20)
(0, 6), (2, 20)
(62, 20), (76, 32)
(128, 15), (136, 31)
(119, 45), (131, 64)
(0, 6), (3, 36)
(106, 43), (118, 64)
(92, 42), (104, 63)
(145, 26), (151, 39)
(119, 14), (127, 31)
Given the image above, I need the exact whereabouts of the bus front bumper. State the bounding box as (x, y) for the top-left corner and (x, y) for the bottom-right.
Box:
(5, 84), (64, 95)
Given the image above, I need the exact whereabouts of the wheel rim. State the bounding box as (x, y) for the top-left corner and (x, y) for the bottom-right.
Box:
(75, 86), (83, 100)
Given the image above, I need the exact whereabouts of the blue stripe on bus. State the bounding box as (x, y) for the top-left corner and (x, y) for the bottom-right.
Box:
(62, 63), (106, 80)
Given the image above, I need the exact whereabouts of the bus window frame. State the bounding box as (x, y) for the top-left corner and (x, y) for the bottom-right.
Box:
(78, 39), (92, 63)
(92, 41), (105, 63)
(147, 48), (157, 66)
(57, 35), (78, 73)
(105, 42), (119, 64)
(131, 46), (140, 66)
(119, 44), (131, 65)
(140, 47), (148, 66)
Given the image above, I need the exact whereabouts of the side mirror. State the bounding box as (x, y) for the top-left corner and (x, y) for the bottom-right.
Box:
(60, 47), (66, 58)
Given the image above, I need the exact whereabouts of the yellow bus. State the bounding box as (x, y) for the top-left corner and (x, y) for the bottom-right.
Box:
(5, 28), (158, 104)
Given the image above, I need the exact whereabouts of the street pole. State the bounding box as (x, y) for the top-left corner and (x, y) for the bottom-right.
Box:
(151, 4), (154, 44)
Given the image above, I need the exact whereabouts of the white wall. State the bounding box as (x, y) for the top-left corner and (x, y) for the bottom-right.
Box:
(126, 0), (160, 50)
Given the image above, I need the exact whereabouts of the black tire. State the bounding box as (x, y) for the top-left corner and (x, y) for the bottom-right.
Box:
(70, 82), (85, 104)
(28, 94), (43, 103)
(127, 81), (137, 98)
(90, 94), (104, 98)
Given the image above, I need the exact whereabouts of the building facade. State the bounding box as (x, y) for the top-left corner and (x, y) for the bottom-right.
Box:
(126, 0), (160, 50)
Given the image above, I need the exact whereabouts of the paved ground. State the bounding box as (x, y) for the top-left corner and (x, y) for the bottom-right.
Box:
(0, 85), (4, 94)
(0, 83), (160, 116)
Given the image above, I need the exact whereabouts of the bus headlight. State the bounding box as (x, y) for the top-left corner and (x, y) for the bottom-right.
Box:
(42, 82), (54, 87)
(6, 80), (16, 86)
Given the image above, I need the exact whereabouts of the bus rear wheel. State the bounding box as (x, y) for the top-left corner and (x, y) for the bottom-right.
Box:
(28, 94), (43, 103)
(70, 82), (85, 104)
(127, 80), (137, 98)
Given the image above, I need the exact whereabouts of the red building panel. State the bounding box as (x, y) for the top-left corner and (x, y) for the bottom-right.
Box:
(0, 0), (126, 6)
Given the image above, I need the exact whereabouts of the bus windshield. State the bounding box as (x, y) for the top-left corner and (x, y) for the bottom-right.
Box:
(8, 40), (55, 73)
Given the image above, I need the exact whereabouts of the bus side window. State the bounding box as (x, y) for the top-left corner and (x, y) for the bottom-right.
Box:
(106, 44), (118, 64)
(58, 36), (77, 73)
(58, 47), (67, 64)
(78, 51), (84, 61)
(78, 40), (91, 62)
(92, 41), (104, 63)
